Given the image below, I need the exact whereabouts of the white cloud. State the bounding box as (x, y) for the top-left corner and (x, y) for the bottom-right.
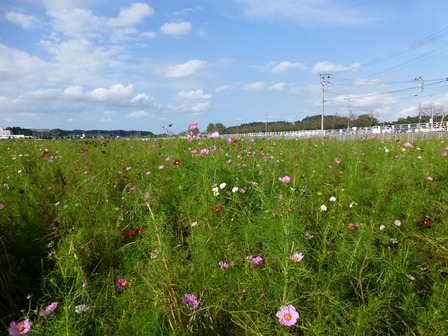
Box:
(164, 60), (206, 78)
(131, 93), (155, 105)
(5, 11), (39, 29)
(88, 84), (133, 102)
(142, 31), (156, 39)
(127, 110), (151, 118)
(271, 61), (306, 73)
(312, 61), (361, 74)
(243, 82), (287, 91)
(176, 90), (212, 101)
(62, 86), (84, 99)
(108, 3), (154, 27)
(160, 21), (192, 36)
(101, 118), (113, 123)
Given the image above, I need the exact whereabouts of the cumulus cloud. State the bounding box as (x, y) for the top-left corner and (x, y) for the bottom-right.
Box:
(176, 89), (212, 100)
(88, 84), (133, 101)
(160, 21), (192, 36)
(62, 86), (84, 99)
(127, 110), (151, 118)
(131, 93), (155, 105)
(5, 11), (39, 29)
(164, 60), (207, 78)
(311, 61), (361, 74)
(271, 61), (306, 73)
(108, 3), (154, 27)
(243, 82), (287, 92)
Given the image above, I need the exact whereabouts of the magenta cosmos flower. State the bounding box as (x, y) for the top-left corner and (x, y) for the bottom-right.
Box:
(278, 176), (291, 183)
(276, 304), (300, 326)
(39, 301), (58, 316)
(188, 122), (198, 131)
(335, 157), (341, 164)
(251, 256), (263, 267)
(183, 293), (198, 310)
(8, 319), (32, 335)
(116, 278), (128, 289)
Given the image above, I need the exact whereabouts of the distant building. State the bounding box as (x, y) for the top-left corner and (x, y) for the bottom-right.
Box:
(0, 127), (29, 139)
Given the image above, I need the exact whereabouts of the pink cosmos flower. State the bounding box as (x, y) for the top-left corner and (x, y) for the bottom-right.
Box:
(379, 225), (386, 231)
(276, 305), (300, 326)
(226, 138), (232, 144)
(39, 302), (58, 316)
(210, 132), (220, 138)
(188, 122), (198, 131)
(394, 220), (401, 227)
(8, 319), (32, 335)
(279, 176), (291, 183)
(335, 157), (341, 164)
(426, 176), (433, 181)
(0, 204), (5, 210)
(289, 253), (304, 263)
(251, 256), (263, 267)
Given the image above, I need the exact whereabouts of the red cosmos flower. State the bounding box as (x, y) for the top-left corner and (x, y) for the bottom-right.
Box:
(173, 159), (180, 166)
(168, 123), (173, 127)
(135, 227), (144, 234)
(212, 205), (223, 213)
(422, 215), (431, 228)
(41, 151), (49, 158)
(124, 229), (134, 237)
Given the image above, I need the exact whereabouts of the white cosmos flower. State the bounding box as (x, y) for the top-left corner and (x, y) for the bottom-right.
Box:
(320, 204), (327, 212)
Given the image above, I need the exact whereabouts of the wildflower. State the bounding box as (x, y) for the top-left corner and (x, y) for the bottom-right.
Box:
(335, 157), (341, 164)
(443, 151), (447, 157)
(329, 196), (336, 202)
(82, 283), (88, 289)
(187, 135), (194, 142)
(191, 221), (198, 227)
(165, 156), (170, 162)
(135, 227), (144, 234)
(320, 204), (327, 212)
(422, 215), (431, 228)
(405, 274), (416, 281)
(279, 176), (291, 183)
(183, 293), (198, 310)
(173, 159), (180, 166)
(116, 278), (128, 289)
(210, 131), (220, 138)
(219, 182), (226, 189)
(158, 165), (164, 170)
(41, 151), (49, 158)
(75, 304), (90, 314)
(226, 138), (232, 144)
(379, 225), (386, 231)
(124, 230), (134, 237)
(200, 148), (209, 155)
(219, 261), (230, 269)
(212, 205), (223, 213)
(304, 232), (314, 240)
(276, 305), (300, 326)
(212, 187), (219, 196)
(144, 192), (150, 201)
(251, 256), (263, 267)
(226, 159), (232, 165)
(125, 166), (131, 171)
(394, 219), (401, 227)
(232, 187), (239, 193)
(188, 123), (198, 131)
(290, 253), (304, 263)
(39, 302), (58, 317)
(347, 223), (357, 231)
(8, 319), (32, 335)
(426, 176), (433, 181)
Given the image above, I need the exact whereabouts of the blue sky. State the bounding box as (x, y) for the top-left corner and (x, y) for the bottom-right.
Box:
(1, 0), (447, 134)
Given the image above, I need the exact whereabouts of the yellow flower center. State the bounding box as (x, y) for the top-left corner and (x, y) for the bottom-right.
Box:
(18, 326), (25, 332)
(285, 314), (291, 321)
(293, 256), (299, 261)
(121, 281), (127, 287)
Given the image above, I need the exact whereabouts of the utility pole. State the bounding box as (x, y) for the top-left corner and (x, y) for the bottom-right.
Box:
(415, 76), (424, 124)
(347, 96), (351, 130)
(320, 73), (330, 133)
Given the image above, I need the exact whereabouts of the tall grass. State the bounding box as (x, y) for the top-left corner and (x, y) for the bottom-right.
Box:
(1, 136), (447, 335)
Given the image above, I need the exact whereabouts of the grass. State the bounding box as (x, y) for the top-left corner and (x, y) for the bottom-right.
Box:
(1, 135), (448, 335)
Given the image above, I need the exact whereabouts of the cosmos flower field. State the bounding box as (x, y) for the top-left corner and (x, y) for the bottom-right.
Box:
(1, 131), (448, 335)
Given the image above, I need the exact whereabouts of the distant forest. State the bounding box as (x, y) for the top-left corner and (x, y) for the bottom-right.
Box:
(5, 113), (439, 139)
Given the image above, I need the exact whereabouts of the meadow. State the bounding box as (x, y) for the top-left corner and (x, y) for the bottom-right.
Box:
(1, 130), (448, 335)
